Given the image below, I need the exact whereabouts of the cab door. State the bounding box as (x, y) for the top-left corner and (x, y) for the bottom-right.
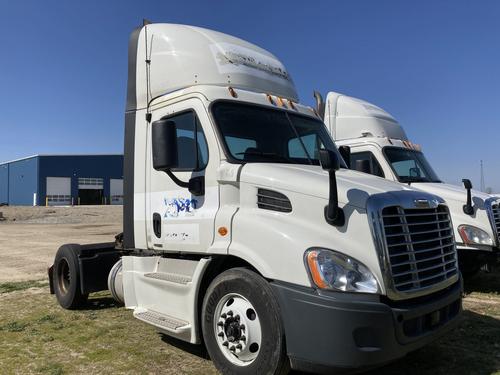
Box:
(145, 98), (219, 252)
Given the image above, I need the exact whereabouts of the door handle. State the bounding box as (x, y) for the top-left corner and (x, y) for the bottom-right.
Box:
(153, 213), (161, 238)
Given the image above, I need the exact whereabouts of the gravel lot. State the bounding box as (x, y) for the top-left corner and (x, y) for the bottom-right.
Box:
(0, 206), (121, 282)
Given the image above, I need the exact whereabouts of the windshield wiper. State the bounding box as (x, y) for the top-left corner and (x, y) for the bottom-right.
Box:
(236, 151), (292, 163)
(401, 176), (432, 184)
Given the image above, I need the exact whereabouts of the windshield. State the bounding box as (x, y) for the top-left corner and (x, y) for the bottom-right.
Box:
(383, 146), (441, 183)
(212, 101), (345, 166)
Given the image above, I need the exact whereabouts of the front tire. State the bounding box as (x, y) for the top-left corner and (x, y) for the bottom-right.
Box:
(201, 268), (289, 375)
(53, 244), (88, 309)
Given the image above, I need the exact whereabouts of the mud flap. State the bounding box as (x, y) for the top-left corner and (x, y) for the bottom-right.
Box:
(48, 265), (55, 294)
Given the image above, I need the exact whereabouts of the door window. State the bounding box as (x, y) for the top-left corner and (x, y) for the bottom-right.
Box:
(350, 151), (385, 178)
(163, 111), (209, 170)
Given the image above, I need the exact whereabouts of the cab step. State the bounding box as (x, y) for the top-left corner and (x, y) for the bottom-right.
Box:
(134, 309), (190, 331)
(144, 272), (192, 284)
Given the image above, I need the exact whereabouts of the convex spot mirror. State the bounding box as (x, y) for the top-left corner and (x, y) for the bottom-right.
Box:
(152, 119), (178, 171)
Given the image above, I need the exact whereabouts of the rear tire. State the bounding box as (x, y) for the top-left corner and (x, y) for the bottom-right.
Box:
(201, 268), (289, 375)
(53, 244), (88, 309)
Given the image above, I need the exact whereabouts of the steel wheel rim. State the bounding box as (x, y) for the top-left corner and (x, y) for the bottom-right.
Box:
(213, 293), (262, 366)
(57, 258), (71, 295)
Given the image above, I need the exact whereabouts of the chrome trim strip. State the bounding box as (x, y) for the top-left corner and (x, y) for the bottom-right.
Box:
(485, 197), (500, 247)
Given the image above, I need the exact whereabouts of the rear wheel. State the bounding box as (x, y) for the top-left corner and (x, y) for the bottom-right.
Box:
(201, 268), (289, 375)
(53, 244), (88, 309)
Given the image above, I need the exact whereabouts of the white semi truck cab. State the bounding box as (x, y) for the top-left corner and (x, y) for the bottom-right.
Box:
(50, 24), (462, 374)
(319, 91), (500, 276)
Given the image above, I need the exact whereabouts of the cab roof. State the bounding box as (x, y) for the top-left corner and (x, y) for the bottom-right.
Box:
(127, 23), (298, 112)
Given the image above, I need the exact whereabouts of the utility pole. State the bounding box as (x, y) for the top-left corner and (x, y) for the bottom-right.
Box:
(480, 160), (485, 192)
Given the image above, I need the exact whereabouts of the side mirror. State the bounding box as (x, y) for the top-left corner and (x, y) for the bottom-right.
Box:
(463, 178), (472, 190)
(462, 178), (474, 215)
(338, 146), (351, 168)
(319, 149), (344, 226)
(355, 159), (372, 174)
(319, 149), (340, 172)
(152, 119), (178, 171)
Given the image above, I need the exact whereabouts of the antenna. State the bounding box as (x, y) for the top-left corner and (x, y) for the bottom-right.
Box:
(144, 23), (154, 123)
(480, 160), (485, 192)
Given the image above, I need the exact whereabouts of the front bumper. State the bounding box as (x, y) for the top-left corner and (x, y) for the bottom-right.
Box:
(271, 279), (462, 374)
(456, 245), (500, 274)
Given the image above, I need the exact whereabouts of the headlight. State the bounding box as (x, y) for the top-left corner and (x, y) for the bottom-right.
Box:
(305, 249), (379, 293)
(458, 225), (493, 246)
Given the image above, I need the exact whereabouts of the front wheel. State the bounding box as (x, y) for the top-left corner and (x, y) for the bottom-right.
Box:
(201, 268), (289, 375)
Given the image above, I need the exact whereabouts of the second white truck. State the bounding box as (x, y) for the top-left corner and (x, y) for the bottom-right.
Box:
(318, 91), (500, 276)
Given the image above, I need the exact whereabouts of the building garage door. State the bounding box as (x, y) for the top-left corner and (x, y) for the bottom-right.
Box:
(46, 177), (71, 206)
(110, 179), (123, 205)
(78, 177), (103, 205)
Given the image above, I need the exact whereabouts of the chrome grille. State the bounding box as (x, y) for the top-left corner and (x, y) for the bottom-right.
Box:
(381, 205), (458, 293)
(489, 201), (500, 240)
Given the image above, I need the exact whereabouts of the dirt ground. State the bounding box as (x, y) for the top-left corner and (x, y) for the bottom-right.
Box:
(0, 206), (499, 374)
(0, 206), (122, 282)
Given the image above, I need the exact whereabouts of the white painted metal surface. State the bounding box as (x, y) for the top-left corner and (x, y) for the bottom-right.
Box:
(132, 23), (298, 112)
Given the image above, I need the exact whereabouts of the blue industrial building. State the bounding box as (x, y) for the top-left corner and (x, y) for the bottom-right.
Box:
(0, 155), (123, 206)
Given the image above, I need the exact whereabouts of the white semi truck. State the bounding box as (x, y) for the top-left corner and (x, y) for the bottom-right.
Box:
(50, 23), (462, 374)
(317, 91), (500, 276)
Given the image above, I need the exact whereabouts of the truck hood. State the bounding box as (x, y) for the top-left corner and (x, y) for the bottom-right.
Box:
(240, 163), (426, 209)
(412, 182), (498, 244)
(411, 182), (493, 208)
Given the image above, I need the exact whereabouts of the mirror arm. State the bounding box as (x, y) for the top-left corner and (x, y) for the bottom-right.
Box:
(166, 170), (205, 196)
(462, 178), (474, 215)
(324, 170), (345, 227)
(166, 170), (190, 188)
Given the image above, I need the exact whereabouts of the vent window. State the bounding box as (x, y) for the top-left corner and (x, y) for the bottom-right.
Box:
(257, 189), (292, 213)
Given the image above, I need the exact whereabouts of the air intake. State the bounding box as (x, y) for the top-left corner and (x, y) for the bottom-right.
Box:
(257, 189), (292, 213)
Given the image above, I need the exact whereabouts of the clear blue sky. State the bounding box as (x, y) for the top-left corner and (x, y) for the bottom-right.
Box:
(1, 0), (499, 190)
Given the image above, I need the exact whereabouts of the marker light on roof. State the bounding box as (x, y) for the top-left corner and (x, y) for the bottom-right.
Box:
(228, 87), (237, 98)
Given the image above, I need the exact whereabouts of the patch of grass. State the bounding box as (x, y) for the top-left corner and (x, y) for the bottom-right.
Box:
(37, 314), (58, 323)
(0, 276), (499, 375)
(3, 321), (29, 332)
(0, 280), (48, 293)
(36, 362), (64, 375)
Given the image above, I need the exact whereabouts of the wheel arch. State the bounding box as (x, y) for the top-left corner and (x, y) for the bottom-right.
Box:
(196, 255), (265, 341)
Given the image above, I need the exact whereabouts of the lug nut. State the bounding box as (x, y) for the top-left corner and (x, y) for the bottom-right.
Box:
(235, 315), (240, 321)
(240, 335), (246, 342)
(227, 310), (233, 316)
(222, 341), (228, 347)
(240, 324), (245, 330)
(229, 346), (236, 352)
(217, 321), (224, 327)
(221, 313), (227, 319)
(236, 344), (242, 350)
(218, 332), (224, 337)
